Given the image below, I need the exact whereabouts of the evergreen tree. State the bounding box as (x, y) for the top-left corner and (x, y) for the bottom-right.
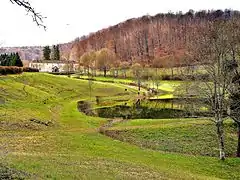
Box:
(55, 45), (60, 60)
(5, 54), (12, 66)
(51, 45), (56, 60)
(9, 53), (17, 66)
(51, 44), (60, 60)
(0, 53), (23, 67)
(0, 54), (7, 66)
(43, 46), (51, 60)
(15, 53), (23, 67)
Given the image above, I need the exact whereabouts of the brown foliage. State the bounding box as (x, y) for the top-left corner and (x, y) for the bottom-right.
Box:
(60, 10), (240, 67)
(0, 66), (39, 75)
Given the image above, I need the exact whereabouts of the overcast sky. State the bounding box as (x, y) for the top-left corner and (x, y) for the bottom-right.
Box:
(0, 0), (239, 47)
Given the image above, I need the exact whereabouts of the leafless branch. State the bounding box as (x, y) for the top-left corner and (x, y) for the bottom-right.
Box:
(9, 0), (46, 29)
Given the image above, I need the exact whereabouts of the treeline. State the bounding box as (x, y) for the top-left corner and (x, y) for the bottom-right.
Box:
(0, 53), (23, 67)
(64, 9), (240, 67)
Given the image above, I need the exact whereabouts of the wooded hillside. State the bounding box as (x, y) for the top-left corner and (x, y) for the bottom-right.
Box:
(64, 9), (240, 67)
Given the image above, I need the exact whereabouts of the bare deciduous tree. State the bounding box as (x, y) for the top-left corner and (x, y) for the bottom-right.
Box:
(186, 19), (237, 160)
(226, 17), (240, 158)
(96, 48), (115, 77)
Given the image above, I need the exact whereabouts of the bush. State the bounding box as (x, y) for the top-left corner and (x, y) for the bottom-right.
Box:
(0, 66), (39, 75)
(0, 66), (23, 75)
(23, 67), (39, 72)
(160, 74), (210, 81)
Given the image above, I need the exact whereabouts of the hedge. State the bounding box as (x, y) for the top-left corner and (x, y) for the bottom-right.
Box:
(0, 66), (39, 75)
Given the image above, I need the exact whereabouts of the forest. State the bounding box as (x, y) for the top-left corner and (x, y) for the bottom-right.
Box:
(62, 9), (240, 67)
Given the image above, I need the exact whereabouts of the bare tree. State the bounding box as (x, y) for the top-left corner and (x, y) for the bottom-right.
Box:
(132, 63), (142, 91)
(96, 48), (115, 77)
(79, 51), (96, 76)
(229, 75), (240, 157)
(226, 17), (240, 158)
(186, 19), (237, 160)
(9, 0), (46, 29)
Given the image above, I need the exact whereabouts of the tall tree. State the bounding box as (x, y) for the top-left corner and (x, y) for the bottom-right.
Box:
(186, 19), (237, 160)
(51, 45), (60, 60)
(15, 52), (23, 67)
(43, 46), (51, 60)
(229, 75), (240, 157)
(226, 17), (240, 158)
(55, 45), (60, 60)
(51, 45), (56, 60)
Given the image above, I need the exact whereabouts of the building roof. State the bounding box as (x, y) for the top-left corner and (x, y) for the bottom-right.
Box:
(31, 60), (77, 63)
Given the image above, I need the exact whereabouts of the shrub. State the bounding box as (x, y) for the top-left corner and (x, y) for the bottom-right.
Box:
(0, 66), (23, 75)
(0, 66), (39, 75)
(23, 67), (39, 72)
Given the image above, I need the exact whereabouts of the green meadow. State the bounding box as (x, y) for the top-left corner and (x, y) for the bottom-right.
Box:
(0, 73), (240, 179)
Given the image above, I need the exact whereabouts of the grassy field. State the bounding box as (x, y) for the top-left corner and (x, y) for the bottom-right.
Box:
(73, 75), (182, 94)
(0, 73), (240, 179)
(106, 119), (237, 157)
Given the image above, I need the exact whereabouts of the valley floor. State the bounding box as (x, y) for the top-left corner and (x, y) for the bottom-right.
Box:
(0, 73), (239, 179)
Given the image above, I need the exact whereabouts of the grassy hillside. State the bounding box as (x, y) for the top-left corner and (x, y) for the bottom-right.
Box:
(0, 73), (240, 179)
(106, 119), (237, 157)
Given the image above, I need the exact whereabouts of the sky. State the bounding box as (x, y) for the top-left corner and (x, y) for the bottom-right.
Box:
(0, 0), (239, 47)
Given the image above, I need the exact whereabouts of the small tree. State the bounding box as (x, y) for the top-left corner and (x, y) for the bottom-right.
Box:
(120, 61), (129, 78)
(132, 63), (142, 91)
(111, 59), (120, 78)
(96, 48), (115, 77)
(80, 51), (96, 76)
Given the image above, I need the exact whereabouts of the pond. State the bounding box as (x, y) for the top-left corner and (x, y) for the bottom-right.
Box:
(95, 105), (188, 119)
(78, 97), (212, 119)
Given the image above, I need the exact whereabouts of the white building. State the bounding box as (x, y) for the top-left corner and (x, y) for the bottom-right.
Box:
(29, 60), (79, 72)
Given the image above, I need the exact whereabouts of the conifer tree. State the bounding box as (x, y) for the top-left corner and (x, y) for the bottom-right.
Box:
(43, 46), (51, 60)
(15, 53), (23, 67)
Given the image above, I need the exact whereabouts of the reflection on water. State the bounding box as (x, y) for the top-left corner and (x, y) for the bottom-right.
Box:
(95, 98), (210, 119)
(148, 98), (208, 112)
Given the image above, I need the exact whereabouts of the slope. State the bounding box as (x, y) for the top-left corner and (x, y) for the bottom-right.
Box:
(0, 73), (239, 179)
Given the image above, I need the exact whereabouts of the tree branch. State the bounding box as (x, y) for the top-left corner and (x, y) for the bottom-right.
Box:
(9, 0), (46, 29)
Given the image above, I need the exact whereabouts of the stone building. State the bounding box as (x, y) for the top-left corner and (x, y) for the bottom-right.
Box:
(29, 60), (79, 72)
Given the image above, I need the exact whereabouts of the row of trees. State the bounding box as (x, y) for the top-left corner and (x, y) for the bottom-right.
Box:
(0, 53), (23, 67)
(79, 48), (146, 79)
(43, 45), (60, 61)
(79, 48), (117, 77)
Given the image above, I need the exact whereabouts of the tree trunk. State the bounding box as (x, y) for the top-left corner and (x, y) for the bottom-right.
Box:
(138, 79), (141, 91)
(216, 121), (225, 160)
(103, 67), (107, 77)
(237, 122), (240, 157)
